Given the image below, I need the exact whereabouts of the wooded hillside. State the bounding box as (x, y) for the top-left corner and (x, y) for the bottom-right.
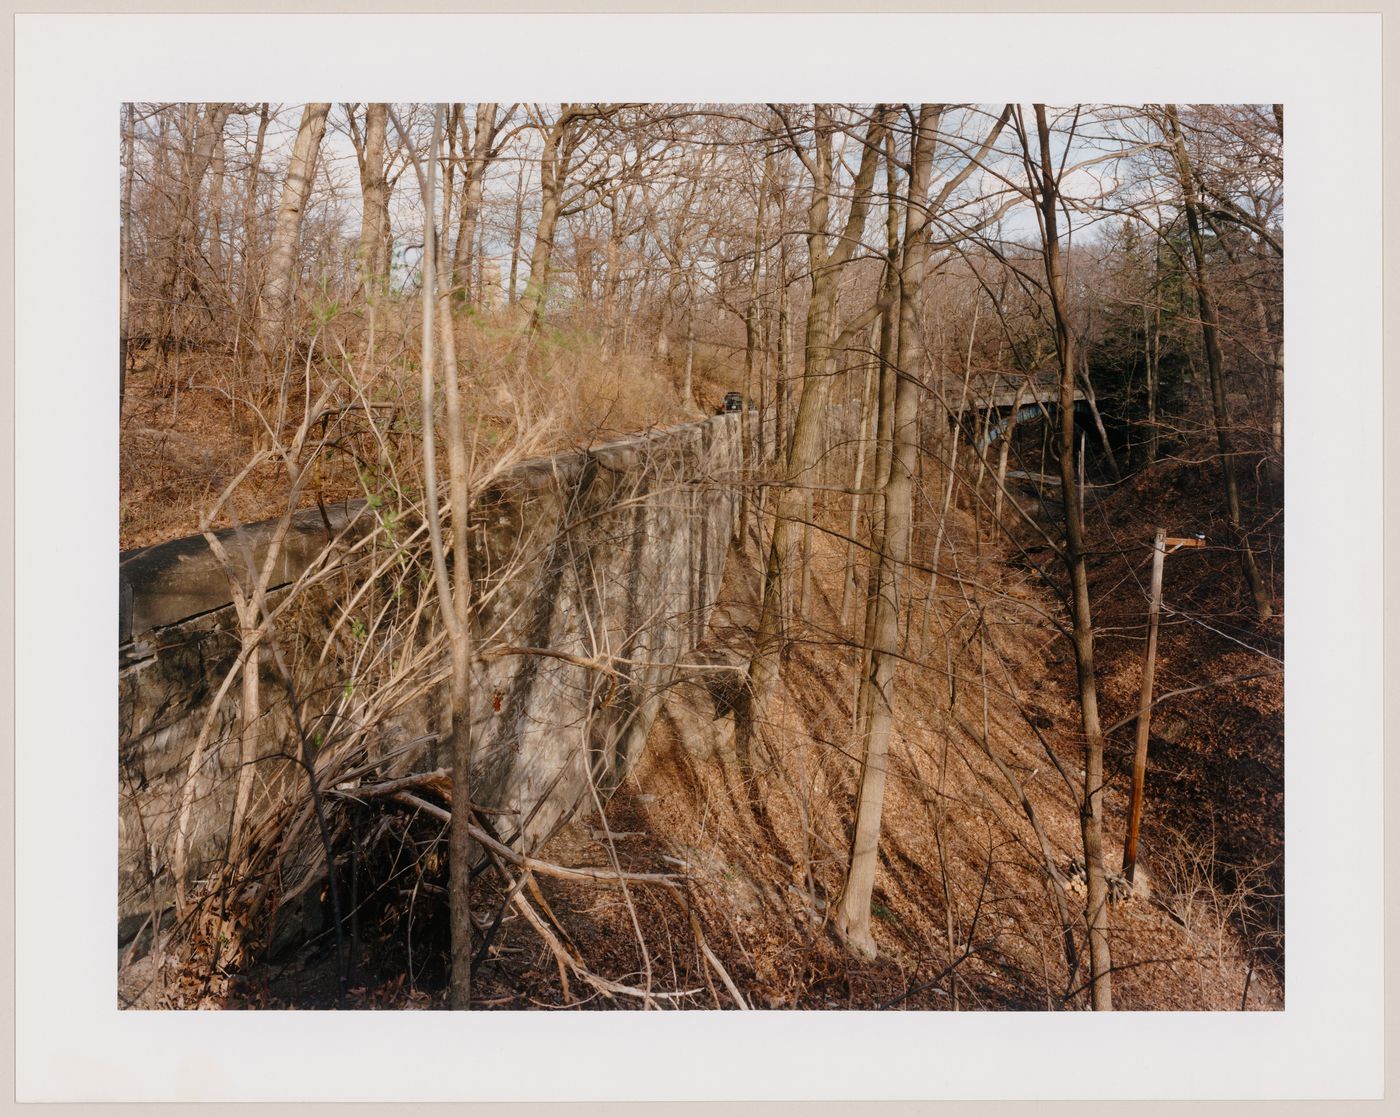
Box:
(118, 102), (1284, 1012)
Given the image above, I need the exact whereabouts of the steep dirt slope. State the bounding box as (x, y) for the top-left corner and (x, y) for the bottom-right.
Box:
(1073, 457), (1285, 993)
(402, 481), (1277, 1011)
(210, 456), (1281, 1012)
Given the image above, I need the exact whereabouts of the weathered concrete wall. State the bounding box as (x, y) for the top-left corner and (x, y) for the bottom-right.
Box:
(118, 412), (755, 928)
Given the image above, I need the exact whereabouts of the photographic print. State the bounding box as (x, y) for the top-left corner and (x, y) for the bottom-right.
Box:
(116, 100), (1285, 1014)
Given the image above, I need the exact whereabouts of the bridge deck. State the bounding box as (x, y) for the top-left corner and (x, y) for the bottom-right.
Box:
(956, 378), (1087, 412)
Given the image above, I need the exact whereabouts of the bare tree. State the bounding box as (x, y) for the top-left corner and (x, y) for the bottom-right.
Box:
(347, 102), (392, 301)
(520, 104), (594, 330)
(236, 103), (271, 327)
(1163, 104), (1273, 622)
(741, 104), (890, 746)
(156, 101), (232, 371)
(450, 102), (507, 302)
(833, 104), (938, 958)
(390, 104), (479, 1009)
(120, 102), (135, 414)
(256, 102), (331, 375)
(1019, 102), (1113, 1010)
(118, 102), (1284, 1014)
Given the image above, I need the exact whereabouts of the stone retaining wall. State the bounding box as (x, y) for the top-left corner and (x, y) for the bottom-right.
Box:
(118, 411), (758, 930)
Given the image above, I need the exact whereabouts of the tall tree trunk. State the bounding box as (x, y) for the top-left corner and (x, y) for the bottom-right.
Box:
(920, 297), (978, 654)
(833, 105), (938, 958)
(840, 349), (877, 628)
(851, 131), (903, 758)
(390, 105), (476, 1009)
(440, 104), (461, 274)
(602, 206), (623, 354)
(1268, 339), (1283, 488)
(1030, 102), (1112, 1010)
(1208, 210), (1284, 491)
(229, 602), (262, 866)
(238, 104), (271, 334)
(452, 102), (499, 304)
(475, 188), (487, 300)
(520, 108), (573, 331)
(435, 163), (477, 1020)
(208, 128), (226, 284)
(740, 302), (758, 545)
(683, 299), (695, 405)
(1144, 291), (1160, 465)
(158, 101), (232, 369)
(775, 234), (790, 457)
(120, 103), (135, 417)
(1164, 105), (1272, 622)
(994, 380), (1028, 534)
(740, 106), (890, 758)
(354, 103), (391, 300)
(508, 163), (525, 305)
(1243, 274), (1284, 492)
(1269, 106), (1285, 482)
(740, 165), (768, 545)
(257, 102), (331, 379)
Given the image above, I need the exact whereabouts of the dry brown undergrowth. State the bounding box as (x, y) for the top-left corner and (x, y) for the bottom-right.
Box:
(194, 470), (1280, 1012)
(120, 309), (1281, 1010)
(120, 308), (734, 552)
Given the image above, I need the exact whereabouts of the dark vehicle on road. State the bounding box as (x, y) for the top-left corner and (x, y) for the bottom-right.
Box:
(722, 391), (744, 413)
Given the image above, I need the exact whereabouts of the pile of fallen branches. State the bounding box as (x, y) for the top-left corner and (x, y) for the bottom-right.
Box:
(141, 520), (747, 1008)
(336, 771), (750, 1008)
(167, 733), (751, 1009)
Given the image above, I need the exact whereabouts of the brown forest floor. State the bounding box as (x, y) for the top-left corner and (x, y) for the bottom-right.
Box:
(1078, 455), (1285, 989)
(191, 441), (1283, 1013)
(118, 332), (1283, 1011)
(119, 332), (734, 552)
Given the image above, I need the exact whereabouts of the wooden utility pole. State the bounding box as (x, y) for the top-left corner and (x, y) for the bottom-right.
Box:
(1122, 529), (1205, 883)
